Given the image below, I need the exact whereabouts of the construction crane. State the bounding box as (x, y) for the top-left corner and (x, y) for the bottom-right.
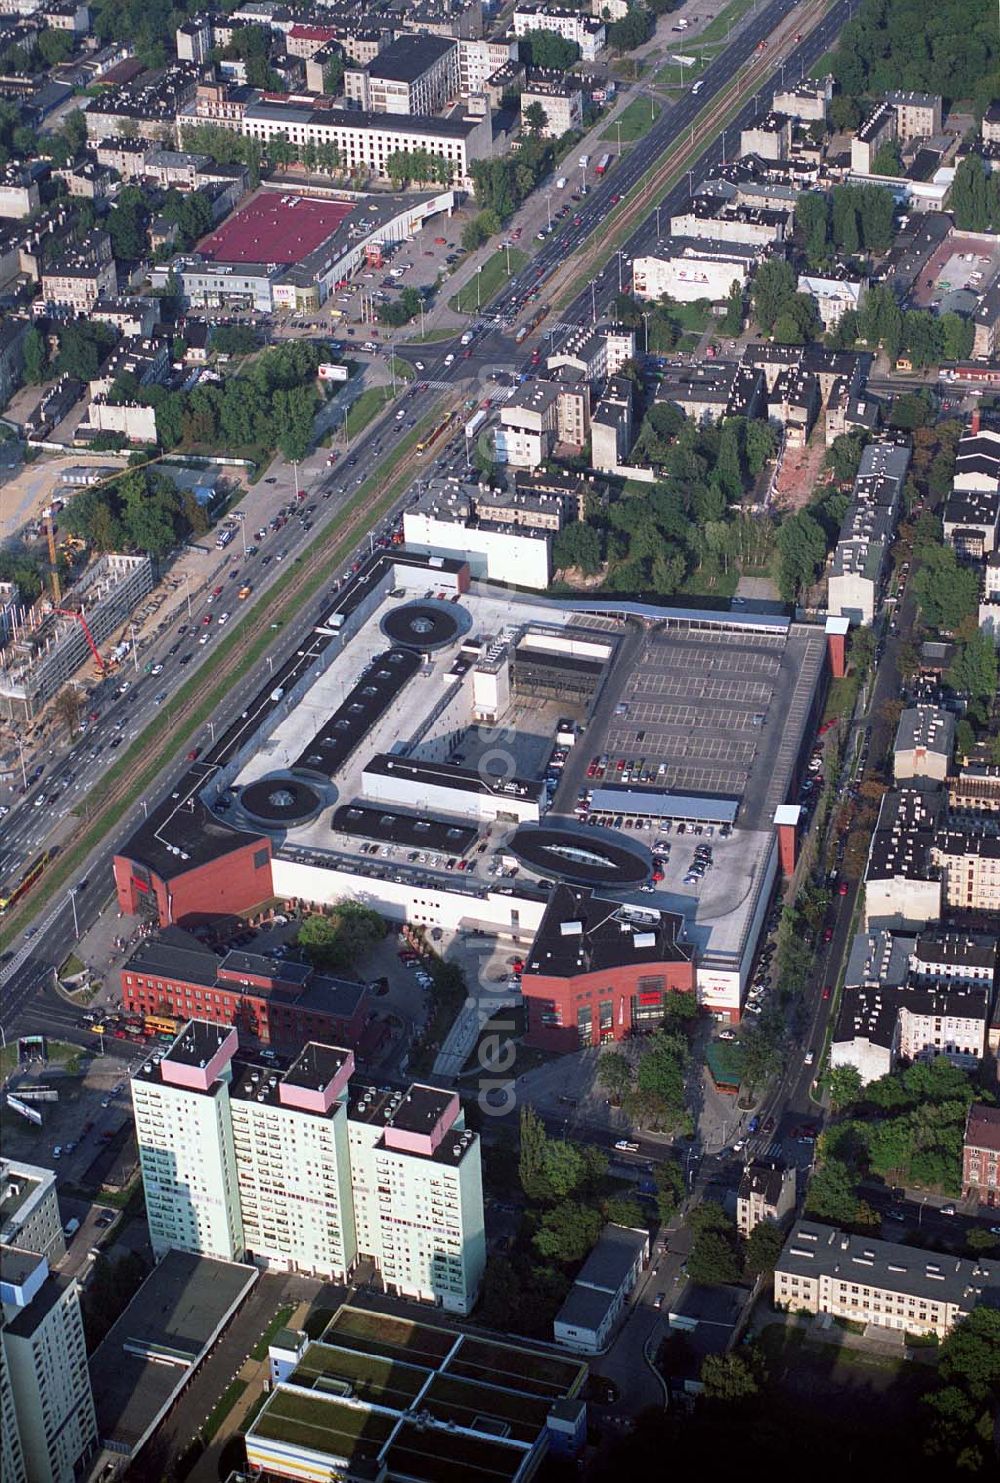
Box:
(43, 515), (60, 603)
(53, 607), (106, 674)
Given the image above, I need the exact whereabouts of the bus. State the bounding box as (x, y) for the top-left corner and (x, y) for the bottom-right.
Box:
(595, 153), (612, 176)
(144, 1014), (181, 1038)
(216, 527), (235, 550)
(0, 849), (57, 913)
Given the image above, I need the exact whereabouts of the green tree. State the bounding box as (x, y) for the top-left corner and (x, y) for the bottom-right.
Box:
(597, 1050), (633, 1103)
(297, 903), (383, 970)
(272, 384), (317, 463)
(553, 521), (602, 575)
(522, 100), (548, 135)
(744, 419), (776, 476)
(519, 1105), (550, 1201)
(804, 1156), (859, 1225)
(635, 1028), (688, 1114)
(533, 1201), (603, 1263)
(751, 259), (798, 334)
(827, 1064), (863, 1112)
(719, 280), (744, 336)
(37, 27), (74, 65)
(715, 420), (743, 501)
(911, 545), (980, 631)
(323, 51), (345, 94)
(744, 1219), (784, 1277)
(22, 325), (48, 386)
(653, 1157), (685, 1222)
(609, 7), (654, 52)
(774, 508), (828, 601)
(604, 1196), (646, 1229)
(687, 1227), (742, 1285)
(871, 138), (902, 175)
(520, 28), (579, 69)
(948, 632), (1000, 719)
(700, 1351), (761, 1402)
(541, 1140), (585, 1199)
(56, 321), (115, 381)
(950, 155), (994, 233)
(739, 1018), (784, 1095)
(661, 989), (699, 1030)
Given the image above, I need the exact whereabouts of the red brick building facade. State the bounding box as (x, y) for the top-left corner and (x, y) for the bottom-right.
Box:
(114, 834), (273, 928)
(522, 957), (697, 1053)
(121, 931), (370, 1052)
(963, 1103), (1000, 1208)
(519, 884), (696, 1053)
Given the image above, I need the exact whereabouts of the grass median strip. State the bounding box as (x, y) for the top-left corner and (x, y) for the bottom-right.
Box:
(202, 1379), (247, 1443)
(602, 96), (662, 142)
(345, 386), (394, 439)
(449, 247), (527, 315)
(0, 404), (449, 957)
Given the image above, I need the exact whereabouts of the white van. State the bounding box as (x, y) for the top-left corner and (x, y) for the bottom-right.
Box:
(692, 80), (704, 95)
(270, 687), (285, 703)
(579, 154), (589, 168)
(556, 176), (567, 189)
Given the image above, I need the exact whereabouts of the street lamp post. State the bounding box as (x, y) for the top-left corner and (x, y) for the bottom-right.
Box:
(545, 192), (552, 231)
(476, 265), (483, 312)
(642, 311), (650, 356)
(129, 622), (139, 674)
(617, 249), (623, 293)
(14, 737), (26, 790)
(655, 204), (661, 239)
(292, 461), (300, 499)
(68, 889), (79, 939)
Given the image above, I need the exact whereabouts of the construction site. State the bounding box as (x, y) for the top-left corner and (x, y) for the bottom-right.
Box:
(0, 552), (153, 722)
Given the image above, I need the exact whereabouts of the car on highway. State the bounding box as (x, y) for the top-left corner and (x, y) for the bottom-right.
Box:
(614, 1139), (640, 1153)
(822, 985), (832, 999)
(187, 747), (201, 761)
(940, 1205), (956, 1216)
(150, 663), (163, 676)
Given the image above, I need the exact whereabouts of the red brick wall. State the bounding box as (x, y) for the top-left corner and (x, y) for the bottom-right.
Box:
(963, 1145), (1000, 1206)
(121, 969), (370, 1052)
(521, 957), (696, 1053)
(114, 837), (273, 927)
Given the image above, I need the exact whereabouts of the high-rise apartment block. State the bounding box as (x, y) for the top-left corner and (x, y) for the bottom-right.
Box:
(131, 1021), (486, 1313)
(0, 1247), (97, 1483)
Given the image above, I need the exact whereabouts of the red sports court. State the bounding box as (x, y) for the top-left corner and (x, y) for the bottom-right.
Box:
(197, 193), (355, 265)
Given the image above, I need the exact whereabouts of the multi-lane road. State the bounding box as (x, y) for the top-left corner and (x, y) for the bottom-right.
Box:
(0, 0), (849, 1045)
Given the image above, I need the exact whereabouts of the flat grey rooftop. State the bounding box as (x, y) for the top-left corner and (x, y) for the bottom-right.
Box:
(89, 1251), (257, 1454)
